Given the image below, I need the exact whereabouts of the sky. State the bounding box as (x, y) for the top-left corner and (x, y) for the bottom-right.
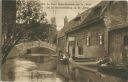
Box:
(39, 0), (102, 30)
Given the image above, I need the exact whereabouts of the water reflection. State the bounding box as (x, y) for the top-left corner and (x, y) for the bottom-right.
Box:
(30, 71), (67, 82)
(13, 57), (68, 82)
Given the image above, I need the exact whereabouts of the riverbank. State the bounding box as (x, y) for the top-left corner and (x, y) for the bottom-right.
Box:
(57, 59), (128, 82)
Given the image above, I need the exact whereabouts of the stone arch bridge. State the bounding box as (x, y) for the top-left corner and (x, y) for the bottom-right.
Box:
(2, 41), (57, 81)
(7, 41), (57, 58)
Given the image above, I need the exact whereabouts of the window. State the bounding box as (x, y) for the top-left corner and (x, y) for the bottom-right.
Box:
(78, 46), (83, 55)
(86, 35), (90, 46)
(124, 36), (128, 45)
(69, 41), (75, 46)
(99, 34), (103, 45)
(72, 46), (75, 55)
(66, 41), (69, 52)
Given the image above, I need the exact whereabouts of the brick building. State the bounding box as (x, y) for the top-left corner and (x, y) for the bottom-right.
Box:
(57, 1), (128, 63)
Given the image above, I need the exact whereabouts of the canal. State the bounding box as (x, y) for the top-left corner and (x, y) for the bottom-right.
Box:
(2, 51), (128, 82)
(2, 52), (71, 82)
(2, 54), (128, 82)
(12, 56), (69, 82)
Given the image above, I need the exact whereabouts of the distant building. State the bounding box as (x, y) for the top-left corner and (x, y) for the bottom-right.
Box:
(49, 17), (57, 44)
(57, 1), (128, 63)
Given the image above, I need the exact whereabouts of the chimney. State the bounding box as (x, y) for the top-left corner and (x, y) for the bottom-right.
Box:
(51, 17), (56, 26)
(64, 16), (68, 26)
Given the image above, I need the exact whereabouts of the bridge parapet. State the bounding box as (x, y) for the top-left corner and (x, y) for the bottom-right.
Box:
(15, 41), (56, 52)
(6, 41), (56, 59)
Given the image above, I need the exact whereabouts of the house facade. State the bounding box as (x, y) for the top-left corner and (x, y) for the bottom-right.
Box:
(57, 1), (128, 63)
(67, 19), (106, 59)
(108, 24), (128, 63)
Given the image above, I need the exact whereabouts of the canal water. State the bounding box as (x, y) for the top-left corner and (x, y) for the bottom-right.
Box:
(2, 55), (128, 82)
(7, 56), (69, 82)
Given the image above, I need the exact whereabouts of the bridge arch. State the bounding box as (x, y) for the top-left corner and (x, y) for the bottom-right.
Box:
(2, 41), (57, 81)
(7, 41), (56, 58)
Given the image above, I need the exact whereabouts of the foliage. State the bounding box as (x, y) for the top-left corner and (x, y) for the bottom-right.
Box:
(1, 0), (52, 64)
(16, 0), (47, 24)
(16, 0), (51, 42)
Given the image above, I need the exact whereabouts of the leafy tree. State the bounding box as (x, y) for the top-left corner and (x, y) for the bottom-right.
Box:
(16, 0), (47, 24)
(1, 0), (50, 64)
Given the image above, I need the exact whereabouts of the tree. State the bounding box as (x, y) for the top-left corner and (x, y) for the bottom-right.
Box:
(16, 0), (47, 24)
(1, 0), (49, 64)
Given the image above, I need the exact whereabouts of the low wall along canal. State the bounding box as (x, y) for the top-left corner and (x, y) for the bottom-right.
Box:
(57, 59), (128, 82)
(1, 46), (128, 82)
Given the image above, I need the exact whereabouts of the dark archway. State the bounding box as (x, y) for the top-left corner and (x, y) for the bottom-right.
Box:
(26, 47), (56, 56)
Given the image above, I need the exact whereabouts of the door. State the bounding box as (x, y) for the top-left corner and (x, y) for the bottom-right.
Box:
(123, 36), (128, 62)
(68, 41), (75, 58)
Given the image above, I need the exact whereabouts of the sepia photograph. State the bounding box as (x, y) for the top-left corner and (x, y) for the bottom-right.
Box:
(0, 0), (128, 82)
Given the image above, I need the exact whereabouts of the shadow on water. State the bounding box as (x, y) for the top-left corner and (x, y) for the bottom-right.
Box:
(98, 67), (128, 80)
(2, 56), (70, 82)
(2, 56), (127, 82)
(1, 58), (16, 81)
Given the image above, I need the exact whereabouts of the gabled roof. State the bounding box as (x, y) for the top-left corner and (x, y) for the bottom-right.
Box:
(58, 9), (92, 37)
(108, 23), (128, 31)
(58, 1), (128, 38)
(58, 1), (106, 38)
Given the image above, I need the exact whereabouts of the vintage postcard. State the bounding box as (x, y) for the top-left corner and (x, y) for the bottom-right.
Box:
(0, 0), (128, 82)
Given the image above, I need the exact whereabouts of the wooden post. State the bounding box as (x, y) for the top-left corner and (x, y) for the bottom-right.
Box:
(75, 40), (78, 57)
(75, 68), (79, 80)
(104, 29), (109, 54)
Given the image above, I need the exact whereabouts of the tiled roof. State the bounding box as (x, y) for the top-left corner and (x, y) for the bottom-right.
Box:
(58, 1), (128, 37)
(108, 23), (128, 31)
(58, 1), (106, 38)
(57, 10), (94, 37)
